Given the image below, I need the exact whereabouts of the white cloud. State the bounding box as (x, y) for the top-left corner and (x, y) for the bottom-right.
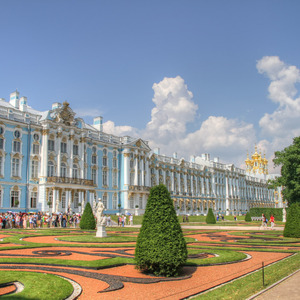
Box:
(181, 116), (256, 164)
(102, 120), (138, 137)
(143, 76), (197, 144)
(256, 56), (300, 172)
(257, 56), (300, 138)
(75, 108), (103, 118)
(99, 61), (300, 173)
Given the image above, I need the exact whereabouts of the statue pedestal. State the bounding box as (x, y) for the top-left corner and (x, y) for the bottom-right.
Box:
(96, 225), (107, 238)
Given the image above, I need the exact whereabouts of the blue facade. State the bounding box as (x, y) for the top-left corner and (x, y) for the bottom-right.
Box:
(0, 90), (279, 215)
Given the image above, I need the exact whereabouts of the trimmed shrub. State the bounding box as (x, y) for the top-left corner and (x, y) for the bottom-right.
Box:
(80, 202), (96, 230)
(283, 203), (300, 238)
(249, 207), (283, 221)
(206, 208), (216, 224)
(135, 184), (187, 277)
(245, 212), (252, 222)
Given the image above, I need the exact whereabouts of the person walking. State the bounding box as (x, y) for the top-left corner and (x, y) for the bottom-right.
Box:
(270, 214), (275, 230)
(261, 213), (267, 229)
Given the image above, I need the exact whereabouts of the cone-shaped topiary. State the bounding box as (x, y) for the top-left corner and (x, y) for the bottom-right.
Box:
(283, 203), (300, 238)
(245, 212), (252, 222)
(80, 202), (96, 230)
(206, 208), (216, 224)
(135, 184), (187, 277)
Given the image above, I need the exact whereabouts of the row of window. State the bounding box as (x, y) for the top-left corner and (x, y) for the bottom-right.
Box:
(0, 189), (37, 208)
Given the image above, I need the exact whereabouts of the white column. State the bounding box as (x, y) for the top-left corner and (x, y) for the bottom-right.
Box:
(190, 174), (194, 196)
(56, 130), (62, 176)
(40, 127), (49, 177)
(134, 153), (138, 185)
(195, 175), (199, 196)
(183, 171), (187, 193)
(141, 156), (145, 186)
(225, 175), (229, 215)
(66, 190), (71, 213)
(124, 152), (130, 186)
(79, 135), (85, 178)
(171, 170), (174, 191)
(145, 158), (150, 187)
(69, 130), (74, 177)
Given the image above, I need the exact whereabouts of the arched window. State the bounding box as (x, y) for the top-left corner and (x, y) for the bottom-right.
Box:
(30, 190), (37, 208)
(91, 168), (97, 184)
(74, 192), (79, 208)
(31, 159), (39, 179)
(11, 188), (19, 207)
(48, 190), (53, 208)
(48, 139), (55, 151)
(102, 169), (108, 186)
(61, 163), (67, 178)
(12, 157), (20, 177)
(112, 193), (117, 210)
(103, 194), (108, 208)
(48, 161), (55, 177)
(13, 140), (21, 152)
(130, 171), (134, 186)
(61, 192), (66, 208)
(73, 164), (78, 179)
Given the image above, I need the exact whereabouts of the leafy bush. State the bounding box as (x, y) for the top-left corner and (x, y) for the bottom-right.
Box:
(245, 212), (252, 222)
(249, 207), (283, 221)
(135, 184), (187, 277)
(206, 208), (216, 224)
(80, 202), (96, 230)
(283, 203), (300, 238)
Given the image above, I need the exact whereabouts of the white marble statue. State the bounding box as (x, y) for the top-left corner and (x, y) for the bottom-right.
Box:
(283, 207), (286, 223)
(95, 198), (106, 226)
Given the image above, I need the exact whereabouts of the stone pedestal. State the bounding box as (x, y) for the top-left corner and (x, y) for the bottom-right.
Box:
(96, 225), (107, 238)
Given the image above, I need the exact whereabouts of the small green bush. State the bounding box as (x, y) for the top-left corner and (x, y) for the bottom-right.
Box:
(283, 203), (300, 238)
(80, 202), (96, 230)
(206, 208), (216, 224)
(245, 212), (252, 222)
(135, 184), (187, 277)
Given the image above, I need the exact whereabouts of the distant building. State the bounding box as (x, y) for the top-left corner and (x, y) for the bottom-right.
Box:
(245, 146), (284, 208)
(0, 91), (279, 214)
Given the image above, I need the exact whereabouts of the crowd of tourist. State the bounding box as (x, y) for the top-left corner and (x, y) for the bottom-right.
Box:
(0, 212), (81, 229)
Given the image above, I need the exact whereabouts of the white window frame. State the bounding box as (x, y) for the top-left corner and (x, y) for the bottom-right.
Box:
(30, 191), (37, 208)
(48, 161), (55, 177)
(31, 160), (39, 179)
(12, 157), (20, 177)
(11, 190), (20, 207)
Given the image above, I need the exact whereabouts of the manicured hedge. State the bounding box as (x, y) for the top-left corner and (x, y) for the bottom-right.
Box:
(283, 203), (300, 238)
(135, 184), (187, 277)
(80, 202), (96, 230)
(245, 212), (252, 222)
(206, 208), (216, 224)
(249, 207), (283, 221)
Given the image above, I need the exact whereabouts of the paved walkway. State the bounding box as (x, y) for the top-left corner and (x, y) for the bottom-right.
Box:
(251, 270), (300, 300)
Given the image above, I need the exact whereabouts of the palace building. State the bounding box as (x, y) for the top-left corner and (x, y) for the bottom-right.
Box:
(0, 90), (282, 215)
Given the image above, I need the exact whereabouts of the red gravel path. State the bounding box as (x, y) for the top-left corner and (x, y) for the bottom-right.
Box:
(0, 230), (295, 299)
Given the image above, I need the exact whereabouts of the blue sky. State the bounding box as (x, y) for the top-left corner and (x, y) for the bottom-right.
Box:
(1, 0), (300, 171)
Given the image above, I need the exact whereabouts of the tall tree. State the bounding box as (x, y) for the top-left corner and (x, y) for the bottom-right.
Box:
(135, 184), (187, 277)
(271, 136), (300, 206)
(80, 202), (96, 230)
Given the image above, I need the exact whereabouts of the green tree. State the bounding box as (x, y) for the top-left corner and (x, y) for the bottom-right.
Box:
(270, 136), (300, 206)
(245, 212), (252, 222)
(135, 184), (187, 277)
(206, 208), (216, 224)
(283, 203), (300, 238)
(80, 202), (96, 230)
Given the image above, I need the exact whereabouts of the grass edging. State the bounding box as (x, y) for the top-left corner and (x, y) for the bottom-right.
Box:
(192, 252), (299, 299)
